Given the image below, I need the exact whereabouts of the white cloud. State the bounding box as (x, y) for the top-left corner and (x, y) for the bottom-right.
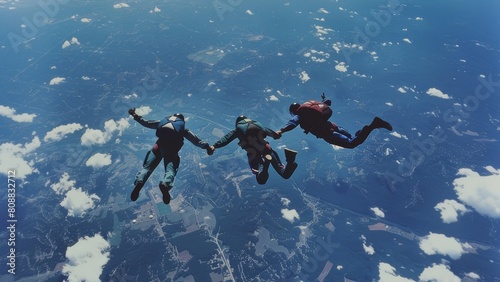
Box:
(81, 118), (130, 146)
(86, 153), (112, 169)
(363, 241), (375, 255)
(370, 207), (385, 218)
(434, 199), (469, 223)
(150, 6), (160, 13)
(318, 8), (329, 14)
(378, 262), (414, 282)
(386, 102), (393, 106)
(81, 18), (91, 23)
(452, 167), (500, 219)
(426, 88), (451, 99)
(419, 264), (460, 282)
(62, 41), (71, 49)
(44, 123), (83, 142)
(134, 106), (152, 116)
(390, 131), (408, 140)
(465, 272), (481, 279)
(416, 17), (424, 21)
(0, 105), (36, 122)
(49, 172), (99, 216)
(314, 25), (333, 38)
(281, 198), (290, 207)
(0, 136), (41, 180)
(113, 3), (130, 8)
(81, 76), (91, 80)
(299, 71), (310, 83)
(268, 95), (279, 101)
(60, 187), (100, 217)
(419, 233), (467, 260)
(305, 49), (330, 63)
(403, 38), (412, 44)
(62, 234), (110, 282)
(281, 209), (300, 223)
(50, 172), (77, 195)
(397, 87), (407, 93)
(335, 62), (348, 72)
(245, 9), (253, 15)
(124, 93), (138, 99)
(49, 77), (65, 85)
(62, 37), (80, 49)
(360, 235), (375, 255)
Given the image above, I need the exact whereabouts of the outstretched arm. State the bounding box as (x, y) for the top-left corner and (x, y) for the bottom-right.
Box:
(184, 129), (209, 149)
(277, 115), (300, 134)
(184, 129), (215, 155)
(263, 127), (280, 139)
(213, 130), (237, 149)
(128, 108), (159, 129)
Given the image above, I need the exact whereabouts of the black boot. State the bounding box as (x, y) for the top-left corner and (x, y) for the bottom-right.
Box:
(283, 149), (298, 179)
(257, 155), (272, 184)
(130, 181), (144, 202)
(284, 148), (297, 163)
(159, 182), (172, 204)
(371, 117), (393, 131)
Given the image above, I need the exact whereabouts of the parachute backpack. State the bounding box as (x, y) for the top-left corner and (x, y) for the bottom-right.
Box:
(236, 117), (267, 150)
(156, 115), (185, 140)
(296, 100), (332, 133)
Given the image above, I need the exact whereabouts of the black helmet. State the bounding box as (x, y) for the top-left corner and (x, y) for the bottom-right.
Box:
(289, 103), (300, 115)
(235, 115), (247, 126)
(173, 113), (184, 120)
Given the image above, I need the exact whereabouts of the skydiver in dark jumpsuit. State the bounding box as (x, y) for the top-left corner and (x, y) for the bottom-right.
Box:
(128, 109), (214, 204)
(210, 115), (298, 184)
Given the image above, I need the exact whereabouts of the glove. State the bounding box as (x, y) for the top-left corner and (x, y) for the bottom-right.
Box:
(276, 130), (283, 139)
(128, 108), (140, 119)
(206, 146), (215, 156)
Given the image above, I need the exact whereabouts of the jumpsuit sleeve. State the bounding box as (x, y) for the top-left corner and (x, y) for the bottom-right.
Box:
(213, 130), (238, 148)
(183, 129), (209, 149)
(134, 116), (160, 129)
(279, 115), (300, 133)
(263, 127), (280, 139)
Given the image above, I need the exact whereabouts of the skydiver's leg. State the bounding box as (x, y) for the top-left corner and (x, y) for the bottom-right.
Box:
(269, 147), (297, 179)
(159, 154), (180, 204)
(322, 117), (392, 149)
(247, 148), (269, 184)
(328, 121), (352, 139)
(322, 129), (361, 148)
(131, 144), (162, 201)
(335, 126), (352, 139)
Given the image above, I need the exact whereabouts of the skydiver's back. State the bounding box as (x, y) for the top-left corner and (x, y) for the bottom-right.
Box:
(296, 100), (332, 133)
(156, 115), (185, 149)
